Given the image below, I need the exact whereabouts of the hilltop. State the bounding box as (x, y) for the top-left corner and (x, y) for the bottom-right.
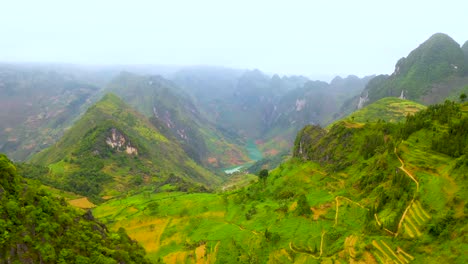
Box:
(343, 97), (426, 124)
(30, 93), (220, 199)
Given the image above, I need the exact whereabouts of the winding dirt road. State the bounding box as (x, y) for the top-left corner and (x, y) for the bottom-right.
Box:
(394, 147), (419, 237)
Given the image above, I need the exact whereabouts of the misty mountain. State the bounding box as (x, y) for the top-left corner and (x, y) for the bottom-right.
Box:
(105, 72), (249, 169)
(361, 33), (468, 106)
(0, 64), (101, 160)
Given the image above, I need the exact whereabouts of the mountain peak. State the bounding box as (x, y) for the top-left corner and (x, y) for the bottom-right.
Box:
(31, 93), (219, 197)
(364, 33), (466, 105)
(426, 32), (456, 43)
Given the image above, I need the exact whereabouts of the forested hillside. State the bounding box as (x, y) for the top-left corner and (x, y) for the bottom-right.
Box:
(0, 154), (150, 263)
(105, 72), (249, 169)
(30, 94), (219, 200)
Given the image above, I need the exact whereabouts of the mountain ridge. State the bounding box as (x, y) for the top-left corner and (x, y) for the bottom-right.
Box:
(30, 93), (220, 199)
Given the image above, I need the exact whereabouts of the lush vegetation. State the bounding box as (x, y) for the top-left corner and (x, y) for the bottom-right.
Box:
(29, 94), (220, 199)
(106, 72), (250, 169)
(0, 154), (150, 263)
(91, 99), (467, 263)
(341, 97), (426, 124)
(364, 33), (468, 105)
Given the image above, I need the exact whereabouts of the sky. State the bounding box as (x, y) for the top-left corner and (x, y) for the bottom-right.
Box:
(0, 0), (467, 80)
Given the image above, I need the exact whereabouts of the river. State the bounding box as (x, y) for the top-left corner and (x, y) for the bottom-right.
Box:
(223, 139), (263, 174)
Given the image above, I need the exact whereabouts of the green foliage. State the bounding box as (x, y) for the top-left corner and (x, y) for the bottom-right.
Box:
(30, 93), (220, 197)
(295, 194), (311, 216)
(258, 169), (269, 181)
(460, 93), (467, 102)
(106, 72), (250, 169)
(0, 154), (149, 263)
(365, 33), (467, 104)
(339, 97), (426, 124)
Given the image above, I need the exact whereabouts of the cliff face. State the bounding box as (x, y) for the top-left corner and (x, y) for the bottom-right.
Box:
(105, 128), (138, 155)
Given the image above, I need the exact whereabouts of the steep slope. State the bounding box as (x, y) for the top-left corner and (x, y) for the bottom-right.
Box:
(105, 72), (249, 169)
(0, 154), (150, 263)
(0, 64), (100, 160)
(362, 33), (468, 106)
(30, 93), (220, 199)
(93, 100), (467, 263)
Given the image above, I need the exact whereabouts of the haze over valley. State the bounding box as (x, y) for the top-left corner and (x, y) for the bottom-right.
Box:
(0, 1), (467, 263)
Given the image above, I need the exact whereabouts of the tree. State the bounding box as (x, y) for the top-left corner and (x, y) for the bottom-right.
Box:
(460, 93), (467, 102)
(258, 169), (269, 182)
(295, 194), (312, 216)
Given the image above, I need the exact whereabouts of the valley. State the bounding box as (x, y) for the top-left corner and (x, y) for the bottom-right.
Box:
(0, 31), (467, 263)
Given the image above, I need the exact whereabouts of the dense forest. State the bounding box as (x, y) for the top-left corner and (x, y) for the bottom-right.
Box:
(0, 154), (150, 263)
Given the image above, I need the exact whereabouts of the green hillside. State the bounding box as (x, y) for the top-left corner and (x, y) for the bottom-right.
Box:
(343, 97), (426, 124)
(30, 93), (220, 199)
(106, 72), (249, 169)
(0, 154), (150, 263)
(92, 100), (468, 263)
(363, 33), (468, 105)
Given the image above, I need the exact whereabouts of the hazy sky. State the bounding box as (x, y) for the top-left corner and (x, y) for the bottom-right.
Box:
(1, 0), (467, 79)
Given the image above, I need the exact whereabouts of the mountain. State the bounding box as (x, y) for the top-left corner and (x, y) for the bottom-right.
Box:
(0, 64), (101, 160)
(173, 68), (372, 159)
(463, 40), (468, 74)
(361, 33), (468, 106)
(105, 72), (249, 169)
(30, 93), (220, 199)
(92, 99), (467, 262)
(268, 75), (373, 138)
(0, 154), (150, 263)
(172, 66), (246, 104)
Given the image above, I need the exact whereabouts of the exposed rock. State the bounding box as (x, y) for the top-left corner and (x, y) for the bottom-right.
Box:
(106, 128), (138, 155)
(357, 92), (369, 109)
(295, 99), (306, 111)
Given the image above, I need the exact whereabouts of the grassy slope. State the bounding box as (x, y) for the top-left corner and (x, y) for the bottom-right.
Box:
(344, 97), (426, 124)
(93, 102), (467, 263)
(30, 93), (220, 198)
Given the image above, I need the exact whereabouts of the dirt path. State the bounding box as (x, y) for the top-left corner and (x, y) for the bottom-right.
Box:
(394, 147), (420, 237)
(394, 147), (419, 192)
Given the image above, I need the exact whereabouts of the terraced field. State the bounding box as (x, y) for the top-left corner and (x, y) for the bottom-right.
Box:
(401, 201), (431, 238)
(372, 240), (414, 264)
